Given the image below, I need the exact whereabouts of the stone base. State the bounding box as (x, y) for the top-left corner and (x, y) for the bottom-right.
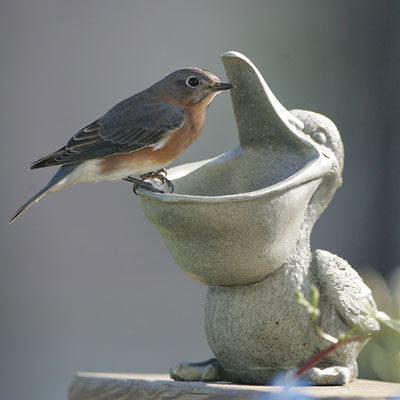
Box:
(69, 372), (400, 400)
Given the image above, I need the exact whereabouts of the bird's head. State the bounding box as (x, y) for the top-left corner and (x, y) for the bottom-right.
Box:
(155, 68), (235, 107)
(290, 109), (344, 174)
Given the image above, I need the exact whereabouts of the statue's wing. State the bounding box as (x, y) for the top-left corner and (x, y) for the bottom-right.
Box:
(313, 249), (379, 332)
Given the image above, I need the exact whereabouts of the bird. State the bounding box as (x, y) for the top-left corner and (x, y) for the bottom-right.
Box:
(9, 68), (234, 223)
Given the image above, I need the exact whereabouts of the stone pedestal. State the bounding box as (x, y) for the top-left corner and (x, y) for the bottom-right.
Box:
(69, 373), (400, 400)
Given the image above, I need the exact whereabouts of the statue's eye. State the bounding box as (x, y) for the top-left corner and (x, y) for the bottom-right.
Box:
(313, 131), (327, 145)
(186, 76), (200, 88)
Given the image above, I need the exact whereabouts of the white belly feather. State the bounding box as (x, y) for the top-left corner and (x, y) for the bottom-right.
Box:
(50, 158), (166, 192)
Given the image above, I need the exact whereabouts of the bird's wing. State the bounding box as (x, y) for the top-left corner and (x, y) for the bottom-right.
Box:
(313, 250), (379, 332)
(31, 103), (185, 169)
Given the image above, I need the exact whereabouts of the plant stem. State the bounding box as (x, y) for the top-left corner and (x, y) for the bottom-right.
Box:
(292, 334), (372, 382)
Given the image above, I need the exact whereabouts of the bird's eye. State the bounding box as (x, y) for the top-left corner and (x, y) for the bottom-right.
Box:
(186, 76), (200, 88)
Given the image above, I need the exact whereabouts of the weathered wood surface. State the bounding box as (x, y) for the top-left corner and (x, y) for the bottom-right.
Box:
(69, 373), (400, 400)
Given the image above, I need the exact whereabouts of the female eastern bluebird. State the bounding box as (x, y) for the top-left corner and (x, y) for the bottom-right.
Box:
(10, 68), (234, 223)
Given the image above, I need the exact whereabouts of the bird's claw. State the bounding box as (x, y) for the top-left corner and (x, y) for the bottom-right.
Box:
(124, 176), (165, 195)
(140, 169), (174, 192)
(132, 181), (165, 195)
(161, 176), (174, 192)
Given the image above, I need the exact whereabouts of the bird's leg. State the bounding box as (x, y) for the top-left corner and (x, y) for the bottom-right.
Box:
(123, 176), (164, 195)
(140, 168), (167, 181)
(140, 169), (174, 192)
(157, 168), (167, 177)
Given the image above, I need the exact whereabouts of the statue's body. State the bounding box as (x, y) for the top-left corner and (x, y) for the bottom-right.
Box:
(202, 249), (378, 385)
(139, 52), (379, 385)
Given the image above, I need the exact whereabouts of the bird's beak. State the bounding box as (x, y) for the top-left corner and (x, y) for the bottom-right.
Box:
(211, 81), (236, 91)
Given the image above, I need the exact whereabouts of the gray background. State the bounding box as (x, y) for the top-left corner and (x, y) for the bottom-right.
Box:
(1, 1), (399, 399)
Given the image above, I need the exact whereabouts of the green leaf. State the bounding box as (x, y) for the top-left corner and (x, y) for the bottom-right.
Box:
(310, 285), (320, 309)
(379, 317), (400, 334)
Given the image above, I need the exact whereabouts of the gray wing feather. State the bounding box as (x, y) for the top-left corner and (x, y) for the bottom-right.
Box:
(313, 249), (379, 332)
(31, 103), (185, 168)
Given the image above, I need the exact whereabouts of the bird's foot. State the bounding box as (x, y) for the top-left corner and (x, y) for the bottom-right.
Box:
(140, 169), (174, 192)
(140, 168), (167, 180)
(170, 358), (225, 382)
(123, 176), (164, 194)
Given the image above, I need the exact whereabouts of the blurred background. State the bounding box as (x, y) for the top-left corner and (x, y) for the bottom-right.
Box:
(1, 0), (399, 399)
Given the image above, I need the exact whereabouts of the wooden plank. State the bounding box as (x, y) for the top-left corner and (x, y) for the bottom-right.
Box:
(69, 372), (400, 400)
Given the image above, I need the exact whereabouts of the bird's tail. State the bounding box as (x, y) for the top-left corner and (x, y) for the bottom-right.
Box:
(9, 164), (78, 223)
